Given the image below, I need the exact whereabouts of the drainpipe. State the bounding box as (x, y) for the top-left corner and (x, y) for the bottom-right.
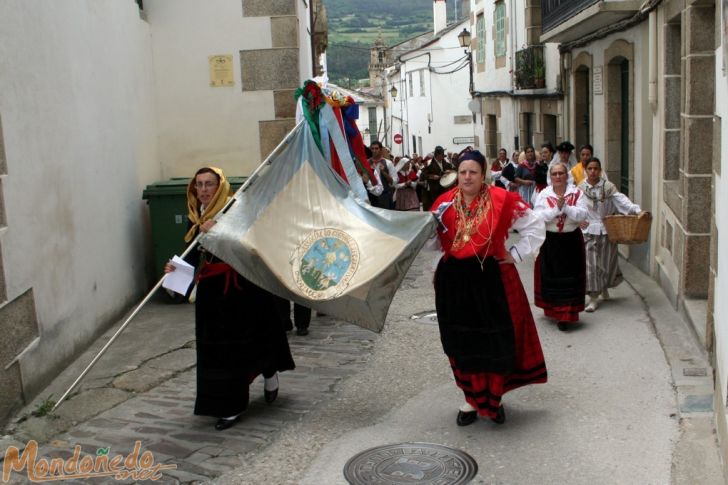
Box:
(309, 1), (316, 77)
(648, 10), (657, 112)
(510, 0), (518, 148)
(562, 51), (572, 142)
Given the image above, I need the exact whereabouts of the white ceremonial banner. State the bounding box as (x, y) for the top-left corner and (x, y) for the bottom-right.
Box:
(200, 122), (436, 332)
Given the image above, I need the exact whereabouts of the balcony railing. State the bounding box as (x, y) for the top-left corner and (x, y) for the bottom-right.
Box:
(515, 45), (545, 90)
(542, 0), (600, 33)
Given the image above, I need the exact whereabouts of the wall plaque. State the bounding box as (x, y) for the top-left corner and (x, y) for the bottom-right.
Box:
(209, 55), (234, 87)
(593, 66), (603, 95)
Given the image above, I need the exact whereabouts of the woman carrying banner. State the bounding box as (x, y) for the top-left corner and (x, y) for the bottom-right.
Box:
(431, 151), (547, 426)
(165, 167), (295, 431)
(533, 162), (589, 331)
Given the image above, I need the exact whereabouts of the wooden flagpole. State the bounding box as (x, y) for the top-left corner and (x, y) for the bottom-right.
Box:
(51, 120), (305, 412)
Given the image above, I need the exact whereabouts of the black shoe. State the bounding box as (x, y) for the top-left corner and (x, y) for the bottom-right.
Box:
(296, 327), (309, 336)
(456, 410), (478, 426)
(557, 322), (569, 332)
(214, 416), (239, 431)
(264, 387), (278, 404)
(491, 405), (506, 425)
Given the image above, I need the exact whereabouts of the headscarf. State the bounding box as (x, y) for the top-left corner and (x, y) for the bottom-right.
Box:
(458, 150), (485, 168)
(395, 157), (411, 173)
(184, 166), (232, 242)
(458, 150), (490, 184)
(579, 178), (618, 203)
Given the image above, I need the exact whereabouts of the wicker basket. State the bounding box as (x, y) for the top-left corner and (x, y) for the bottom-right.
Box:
(603, 212), (652, 244)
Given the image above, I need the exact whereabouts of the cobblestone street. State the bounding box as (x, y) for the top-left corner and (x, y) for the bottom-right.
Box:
(1, 251), (723, 484)
(2, 300), (379, 483)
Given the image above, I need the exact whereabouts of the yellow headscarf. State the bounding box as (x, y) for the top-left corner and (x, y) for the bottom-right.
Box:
(184, 166), (232, 242)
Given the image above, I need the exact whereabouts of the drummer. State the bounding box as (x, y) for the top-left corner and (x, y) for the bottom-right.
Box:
(420, 145), (456, 211)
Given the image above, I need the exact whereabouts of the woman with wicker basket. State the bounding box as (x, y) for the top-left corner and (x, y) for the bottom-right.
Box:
(578, 159), (641, 312)
(533, 162), (589, 331)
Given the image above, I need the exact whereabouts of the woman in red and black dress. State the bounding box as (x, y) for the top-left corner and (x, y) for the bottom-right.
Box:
(533, 162), (589, 331)
(431, 151), (547, 426)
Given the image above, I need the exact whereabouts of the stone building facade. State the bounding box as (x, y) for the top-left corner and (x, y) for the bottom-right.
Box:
(240, 0), (327, 161)
(541, 0), (728, 477)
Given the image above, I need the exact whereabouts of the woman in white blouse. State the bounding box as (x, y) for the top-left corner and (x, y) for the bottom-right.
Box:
(578, 158), (641, 312)
(533, 162), (589, 331)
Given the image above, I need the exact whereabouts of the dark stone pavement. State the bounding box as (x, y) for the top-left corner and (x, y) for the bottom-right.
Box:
(2, 304), (377, 484)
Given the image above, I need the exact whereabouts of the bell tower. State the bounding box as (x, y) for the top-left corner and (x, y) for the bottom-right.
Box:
(368, 34), (388, 96)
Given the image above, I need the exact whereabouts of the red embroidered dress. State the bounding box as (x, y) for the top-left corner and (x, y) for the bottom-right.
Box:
(432, 186), (547, 418)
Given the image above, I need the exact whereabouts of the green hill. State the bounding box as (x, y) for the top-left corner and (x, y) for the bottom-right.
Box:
(323, 0), (465, 87)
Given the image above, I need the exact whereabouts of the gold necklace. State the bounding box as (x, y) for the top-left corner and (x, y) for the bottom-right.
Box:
(469, 200), (496, 271)
(451, 187), (494, 266)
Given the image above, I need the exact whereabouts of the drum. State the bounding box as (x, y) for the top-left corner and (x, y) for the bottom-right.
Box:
(440, 170), (457, 188)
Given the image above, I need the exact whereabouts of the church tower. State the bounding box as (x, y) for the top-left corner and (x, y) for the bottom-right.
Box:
(368, 34), (388, 96)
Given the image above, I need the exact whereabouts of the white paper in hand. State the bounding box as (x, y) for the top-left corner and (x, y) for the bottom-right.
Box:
(162, 256), (195, 295)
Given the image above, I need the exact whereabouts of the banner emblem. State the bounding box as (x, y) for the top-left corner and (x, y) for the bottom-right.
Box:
(291, 228), (360, 300)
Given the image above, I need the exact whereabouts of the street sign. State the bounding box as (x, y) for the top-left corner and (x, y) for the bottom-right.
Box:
(452, 136), (475, 145)
(393, 133), (403, 144)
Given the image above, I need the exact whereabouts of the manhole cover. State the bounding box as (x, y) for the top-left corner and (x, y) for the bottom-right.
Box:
(410, 311), (439, 325)
(343, 442), (478, 484)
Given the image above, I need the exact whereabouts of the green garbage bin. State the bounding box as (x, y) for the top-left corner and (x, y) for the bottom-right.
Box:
(142, 176), (247, 277)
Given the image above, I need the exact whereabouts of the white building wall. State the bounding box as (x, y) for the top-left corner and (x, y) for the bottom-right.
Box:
(146, 0), (275, 178)
(395, 23), (473, 157)
(0, 1), (159, 392)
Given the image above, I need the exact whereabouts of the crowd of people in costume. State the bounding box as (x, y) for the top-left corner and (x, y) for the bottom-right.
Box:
(162, 83), (643, 431)
(428, 140), (642, 425)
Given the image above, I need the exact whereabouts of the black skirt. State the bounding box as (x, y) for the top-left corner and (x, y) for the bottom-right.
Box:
(194, 266), (295, 418)
(536, 230), (586, 306)
(435, 256), (516, 373)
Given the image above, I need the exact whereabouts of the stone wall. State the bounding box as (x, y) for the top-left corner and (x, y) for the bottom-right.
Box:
(678, 3), (715, 299)
(241, 0), (305, 161)
(0, 0), (160, 427)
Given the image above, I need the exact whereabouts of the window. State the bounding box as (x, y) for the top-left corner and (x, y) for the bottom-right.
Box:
(543, 114), (557, 147)
(486, 115), (497, 159)
(495, 2), (506, 57)
(408, 73), (414, 97)
(524, 112), (534, 146)
(419, 71), (425, 96)
(368, 107), (378, 141)
(476, 14), (485, 65)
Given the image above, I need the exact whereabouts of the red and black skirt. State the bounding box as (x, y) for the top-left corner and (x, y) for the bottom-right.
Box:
(534, 229), (586, 324)
(435, 256), (547, 418)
